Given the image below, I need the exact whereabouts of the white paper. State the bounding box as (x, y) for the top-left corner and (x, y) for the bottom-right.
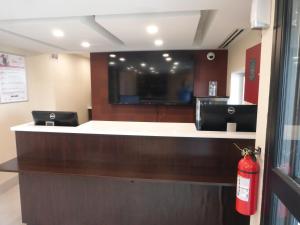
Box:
(0, 53), (27, 103)
(236, 175), (250, 202)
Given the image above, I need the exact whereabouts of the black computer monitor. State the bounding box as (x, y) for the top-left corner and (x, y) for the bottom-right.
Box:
(32, 111), (79, 127)
(198, 105), (257, 132)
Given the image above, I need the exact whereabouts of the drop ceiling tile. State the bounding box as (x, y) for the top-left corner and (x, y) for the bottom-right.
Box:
(95, 12), (201, 50)
(0, 17), (117, 52)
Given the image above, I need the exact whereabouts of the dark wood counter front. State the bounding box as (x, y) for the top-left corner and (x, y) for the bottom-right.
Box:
(0, 125), (254, 225)
(0, 157), (238, 185)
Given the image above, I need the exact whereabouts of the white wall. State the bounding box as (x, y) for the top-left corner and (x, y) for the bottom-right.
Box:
(227, 30), (262, 96)
(27, 54), (91, 124)
(0, 45), (36, 185)
(0, 48), (91, 185)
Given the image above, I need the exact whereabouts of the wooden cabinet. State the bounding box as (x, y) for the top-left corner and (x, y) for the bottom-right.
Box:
(193, 50), (228, 97)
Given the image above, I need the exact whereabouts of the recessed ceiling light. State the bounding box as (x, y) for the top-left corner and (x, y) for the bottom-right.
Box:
(166, 57), (172, 62)
(109, 54), (116, 58)
(52, 29), (64, 38)
(146, 25), (158, 34)
(149, 67), (155, 70)
(154, 39), (163, 46)
(81, 41), (90, 48)
(119, 57), (126, 62)
(163, 53), (169, 58)
(174, 62), (179, 65)
(109, 61), (115, 65)
(140, 63), (146, 67)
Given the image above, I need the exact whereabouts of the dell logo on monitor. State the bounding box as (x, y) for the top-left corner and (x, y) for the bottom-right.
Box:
(227, 107), (236, 115)
(49, 113), (56, 120)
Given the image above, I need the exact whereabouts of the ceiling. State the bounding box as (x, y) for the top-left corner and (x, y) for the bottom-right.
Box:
(0, 0), (253, 54)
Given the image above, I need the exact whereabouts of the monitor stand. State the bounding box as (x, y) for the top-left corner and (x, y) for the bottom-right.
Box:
(45, 121), (55, 126)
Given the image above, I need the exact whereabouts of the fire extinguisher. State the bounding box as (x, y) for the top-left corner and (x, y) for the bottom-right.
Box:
(234, 144), (261, 216)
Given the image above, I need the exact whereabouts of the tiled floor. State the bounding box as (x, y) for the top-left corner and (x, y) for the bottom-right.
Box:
(0, 183), (25, 225)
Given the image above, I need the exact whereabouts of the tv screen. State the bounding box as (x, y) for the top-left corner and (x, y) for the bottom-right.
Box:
(108, 51), (194, 105)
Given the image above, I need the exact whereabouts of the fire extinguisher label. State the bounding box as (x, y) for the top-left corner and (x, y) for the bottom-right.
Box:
(237, 175), (250, 202)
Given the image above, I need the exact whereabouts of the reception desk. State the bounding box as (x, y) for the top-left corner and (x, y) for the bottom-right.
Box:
(0, 121), (255, 225)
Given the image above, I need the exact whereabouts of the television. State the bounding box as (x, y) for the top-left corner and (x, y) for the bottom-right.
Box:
(196, 105), (257, 132)
(108, 51), (195, 105)
(32, 111), (79, 127)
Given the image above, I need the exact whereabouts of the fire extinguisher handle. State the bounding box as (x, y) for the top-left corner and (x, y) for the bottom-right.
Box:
(233, 143), (262, 159)
(254, 147), (261, 155)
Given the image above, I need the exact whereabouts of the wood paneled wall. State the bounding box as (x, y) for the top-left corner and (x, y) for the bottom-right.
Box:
(193, 50), (228, 97)
(91, 50), (228, 122)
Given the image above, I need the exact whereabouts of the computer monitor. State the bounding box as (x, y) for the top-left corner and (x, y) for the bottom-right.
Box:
(32, 111), (79, 127)
(197, 105), (257, 132)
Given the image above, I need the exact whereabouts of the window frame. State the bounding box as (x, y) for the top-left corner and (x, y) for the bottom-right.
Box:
(260, 0), (300, 224)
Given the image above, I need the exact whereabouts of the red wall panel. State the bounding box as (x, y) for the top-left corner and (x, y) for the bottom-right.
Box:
(244, 44), (261, 104)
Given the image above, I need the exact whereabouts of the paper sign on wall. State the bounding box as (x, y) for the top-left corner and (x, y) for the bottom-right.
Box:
(0, 52), (28, 103)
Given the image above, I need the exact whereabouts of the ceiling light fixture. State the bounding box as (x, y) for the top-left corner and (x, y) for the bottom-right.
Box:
(109, 61), (115, 65)
(174, 62), (179, 65)
(163, 53), (169, 58)
(52, 29), (64, 38)
(119, 57), (126, 62)
(154, 39), (163, 46)
(81, 41), (90, 48)
(109, 54), (116, 58)
(166, 57), (172, 62)
(140, 63), (146, 67)
(146, 25), (158, 34)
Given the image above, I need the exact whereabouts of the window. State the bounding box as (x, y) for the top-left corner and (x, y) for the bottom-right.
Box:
(261, 0), (300, 224)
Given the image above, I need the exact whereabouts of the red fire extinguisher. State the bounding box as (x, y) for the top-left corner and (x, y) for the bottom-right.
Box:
(234, 144), (260, 216)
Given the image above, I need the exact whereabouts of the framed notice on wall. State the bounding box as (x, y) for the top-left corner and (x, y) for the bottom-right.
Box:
(0, 52), (28, 104)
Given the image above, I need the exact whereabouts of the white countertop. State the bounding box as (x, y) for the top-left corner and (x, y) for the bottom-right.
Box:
(11, 121), (256, 139)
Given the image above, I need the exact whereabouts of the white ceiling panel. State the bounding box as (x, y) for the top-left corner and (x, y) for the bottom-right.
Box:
(95, 12), (201, 50)
(0, 0), (253, 53)
(0, 30), (59, 54)
(0, 17), (117, 52)
(0, 0), (250, 21)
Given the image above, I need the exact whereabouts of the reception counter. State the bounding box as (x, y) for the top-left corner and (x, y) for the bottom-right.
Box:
(11, 120), (256, 139)
(0, 121), (256, 225)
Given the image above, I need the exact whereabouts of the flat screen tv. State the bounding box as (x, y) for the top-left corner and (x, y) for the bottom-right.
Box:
(108, 51), (195, 105)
